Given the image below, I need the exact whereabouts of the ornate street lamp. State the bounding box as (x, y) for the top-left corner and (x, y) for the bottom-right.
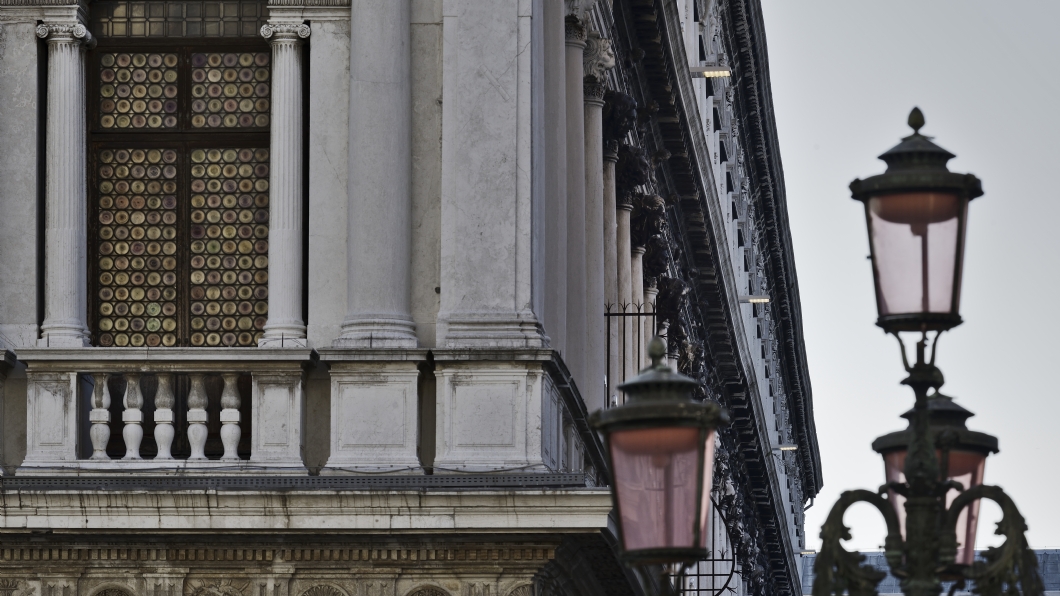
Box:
(590, 337), (729, 567)
(813, 109), (1044, 596)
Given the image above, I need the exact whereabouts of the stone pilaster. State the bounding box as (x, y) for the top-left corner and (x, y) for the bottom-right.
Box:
(259, 21), (310, 347)
(564, 15), (588, 386)
(335, 0), (417, 348)
(542, 0), (568, 355)
(37, 22), (93, 347)
(581, 31), (613, 412)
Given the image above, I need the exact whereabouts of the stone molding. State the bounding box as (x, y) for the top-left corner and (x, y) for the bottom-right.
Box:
(0, 489), (612, 532)
(260, 22), (311, 41)
(0, 545), (557, 564)
(268, 0), (349, 5)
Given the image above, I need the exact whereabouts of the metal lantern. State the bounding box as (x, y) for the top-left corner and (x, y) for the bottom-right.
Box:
(872, 393), (998, 566)
(590, 337), (729, 565)
(849, 108), (983, 333)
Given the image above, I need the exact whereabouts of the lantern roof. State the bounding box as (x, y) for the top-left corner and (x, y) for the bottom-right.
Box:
(878, 108), (956, 172)
(871, 393), (999, 455)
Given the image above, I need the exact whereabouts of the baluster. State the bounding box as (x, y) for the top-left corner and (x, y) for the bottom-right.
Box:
(122, 373), (143, 459)
(89, 373), (111, 460)
(219, 373), (241, 461)
(187, 373), (208, 460)
(153, 373), (175, 459)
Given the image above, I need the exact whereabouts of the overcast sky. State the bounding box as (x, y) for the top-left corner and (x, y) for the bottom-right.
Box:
(759, 0), (1060, 551)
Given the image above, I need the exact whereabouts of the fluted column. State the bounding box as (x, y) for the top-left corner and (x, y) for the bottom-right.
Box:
(564, 15), (588, 388)
(582, 32), (613, 412)
(37, 23), (92, 347)
(259, 22), (310, 347)
(336, 0), (417, 348)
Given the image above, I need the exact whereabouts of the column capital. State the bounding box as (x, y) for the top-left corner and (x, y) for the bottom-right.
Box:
(36, 22), (93, 46)
(564, 15), (586, 45)
(583, 32), (613, 102)
(260, 21), (311, 42)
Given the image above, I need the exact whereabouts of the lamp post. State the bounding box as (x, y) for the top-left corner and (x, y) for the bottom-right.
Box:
(590, 337), (728, 586)
(813, 109), (1044, 596)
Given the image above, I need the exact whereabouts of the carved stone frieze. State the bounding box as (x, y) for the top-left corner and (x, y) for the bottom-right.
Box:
(301, 587), (346, 596)
(185, 579), (249, 596)
(406, 588), (449, 596)
(268, 0), (348, 5)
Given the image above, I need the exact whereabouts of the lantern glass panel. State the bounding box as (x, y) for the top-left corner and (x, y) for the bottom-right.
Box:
(610, 427), (715, 552)
(867, 192), (964, 316)
(883, 449), (987, 566)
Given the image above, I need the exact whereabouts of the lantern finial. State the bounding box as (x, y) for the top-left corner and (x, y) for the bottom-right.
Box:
(908, 107), (925, 134)
(647, 336), (666, 367)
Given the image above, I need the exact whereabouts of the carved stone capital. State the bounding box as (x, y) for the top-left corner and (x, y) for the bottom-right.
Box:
(36, 22), (93, 46)
(583, 32), (614, 82)
(260, 22), (311, 41)
(565, 0), (597, 20)
(604, 140), (619, 162)
(583, 77), (606, 102)
(565, 15), (586, 43)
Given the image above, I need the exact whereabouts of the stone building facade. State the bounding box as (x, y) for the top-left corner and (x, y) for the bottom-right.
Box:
(0, 0), (820, 595)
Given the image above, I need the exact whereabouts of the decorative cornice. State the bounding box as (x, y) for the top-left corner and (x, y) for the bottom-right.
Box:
(260, 22), (310, 41)
(36, 22), (92, 45)
(0, 0), (79, 5)
(267, 0), (348, 5)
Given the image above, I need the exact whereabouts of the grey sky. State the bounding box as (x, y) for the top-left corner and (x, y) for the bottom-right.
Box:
(760, 0), (1060, 550)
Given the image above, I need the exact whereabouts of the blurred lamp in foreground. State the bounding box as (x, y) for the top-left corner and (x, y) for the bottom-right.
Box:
(872, 393), (998, 566)
(590, 337), (728, 565)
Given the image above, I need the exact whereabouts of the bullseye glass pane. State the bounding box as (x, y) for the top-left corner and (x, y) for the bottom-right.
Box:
(95, 148), (180, 348)
(190, 52), (270, 129)
(188, 147), (269, 347)
(99, 52), (179, 129)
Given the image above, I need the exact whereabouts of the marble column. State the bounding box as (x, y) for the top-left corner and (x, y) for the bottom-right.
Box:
(631, 246), (645, 373)
(336, 0), (417, 348)
(616, 202), (634, 383)
(582, 32), (613, 412)
(542, 0), (568, 355)
(564, 15), (588, 387)
(259, 21), (310, 347)
(37, 23), (92, 347)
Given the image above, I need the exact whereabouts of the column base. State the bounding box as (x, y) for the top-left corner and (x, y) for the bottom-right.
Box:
(333, 315), (418, 348)
(439, 311), (545, 348)
(258, 320), (308, 348)
(38, 323), (90, 348)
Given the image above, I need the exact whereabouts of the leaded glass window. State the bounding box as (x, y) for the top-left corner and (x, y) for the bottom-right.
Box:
(88, 15), (271, 348)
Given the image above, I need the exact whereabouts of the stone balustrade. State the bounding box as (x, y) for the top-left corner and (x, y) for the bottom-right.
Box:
(14, 347), (311, 474)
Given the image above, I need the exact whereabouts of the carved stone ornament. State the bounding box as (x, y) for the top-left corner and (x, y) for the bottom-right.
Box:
(406, 588), (449, 596)
(185, 579), (249, 596)
(260, 22), (311, 40)
(300, 587), (346, 596)
(507, 586), (533, 596)
(583, 31), (615, 91)
(96, 590), (134, 596)
(564, 15), (586, 42)
(603, 91), (637, 144)
(36, 22), (93, 44)
(616, 145), (651, 205)
(565, 0), (597, 20)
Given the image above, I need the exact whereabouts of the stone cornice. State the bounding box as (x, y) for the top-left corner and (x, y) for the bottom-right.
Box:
(0, 489), (613, 533)
(267, 0), (348, 5)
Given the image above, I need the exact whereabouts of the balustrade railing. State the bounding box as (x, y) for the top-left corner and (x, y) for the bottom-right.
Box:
(17, 347), (309, 474)
(87, 372), (249, 462)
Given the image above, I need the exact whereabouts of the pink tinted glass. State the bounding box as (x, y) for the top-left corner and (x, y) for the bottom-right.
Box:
(884, 449), (987, 565)
(867, 193), (963, 316)
(610, 427), (714, 552)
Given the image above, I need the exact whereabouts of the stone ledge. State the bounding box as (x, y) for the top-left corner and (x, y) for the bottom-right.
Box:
(14, 346), (315, 371)
(0, 488), (613, 532)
